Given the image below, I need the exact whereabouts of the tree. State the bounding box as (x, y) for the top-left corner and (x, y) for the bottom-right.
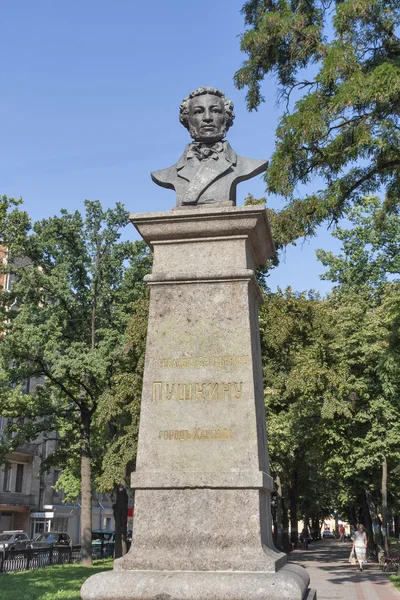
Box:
(96, 296), (150, 558)
(0, 194), (30, 250)
(317, 195), (400, 293)
(260, 288), (340, 547)
(235, 1), (400, 238)
(315, 196), (400, 546)
(0, 200), (151, 564)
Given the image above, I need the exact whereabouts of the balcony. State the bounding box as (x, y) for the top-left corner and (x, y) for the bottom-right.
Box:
(0, 435), (37, 456)
(0, 492), (37, 508)
(13, 442), (37, 455)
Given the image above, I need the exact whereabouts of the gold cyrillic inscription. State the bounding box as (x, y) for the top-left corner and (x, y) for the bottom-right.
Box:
(152, 382), (162, 401)
(209, 382), (218, 401)
(195, 383), (206, 401)
(221, 383), (231, 401)
(158, 428), (234, 441)
(151, 382), (243, 402)
(166, 383), (175, 401)
(146, 355), (249, 369)
(233, 382), (242, 399)
(178, 383), (192, 401)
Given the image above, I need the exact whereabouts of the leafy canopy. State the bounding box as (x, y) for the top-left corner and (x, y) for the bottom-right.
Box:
(0, 199), (152, 495)
(235, 0), (400, 237)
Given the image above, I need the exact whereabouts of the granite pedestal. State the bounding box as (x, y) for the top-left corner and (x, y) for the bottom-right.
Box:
(81, 205), (316, 600)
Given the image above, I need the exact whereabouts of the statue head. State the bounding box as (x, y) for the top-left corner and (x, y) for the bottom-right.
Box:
(179, 87), (235, 144)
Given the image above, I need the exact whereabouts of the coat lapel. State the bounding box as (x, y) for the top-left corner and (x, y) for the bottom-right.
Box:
(177, 142), (237, 204)
(176, 145), (198, 183)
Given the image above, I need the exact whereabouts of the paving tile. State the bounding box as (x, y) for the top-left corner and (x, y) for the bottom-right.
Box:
(289, 539), (400, 600)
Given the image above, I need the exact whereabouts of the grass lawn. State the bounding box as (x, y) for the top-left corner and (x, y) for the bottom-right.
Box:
(391, 575), (400, 591)
(0, 559), (113, 600)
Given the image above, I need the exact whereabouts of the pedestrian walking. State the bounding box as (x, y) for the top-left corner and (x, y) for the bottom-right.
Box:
(300, 527), (309, 550)
(339, 524), (345, 542)
(352, 524), (368, 571)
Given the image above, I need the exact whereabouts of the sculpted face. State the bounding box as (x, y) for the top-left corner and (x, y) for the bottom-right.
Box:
(188, 94), (226, 143)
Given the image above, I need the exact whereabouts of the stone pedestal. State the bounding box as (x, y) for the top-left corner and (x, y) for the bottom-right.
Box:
(81, 205), (315, 600)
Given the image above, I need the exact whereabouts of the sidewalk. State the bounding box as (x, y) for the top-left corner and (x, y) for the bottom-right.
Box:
(289, 538), (400, 600)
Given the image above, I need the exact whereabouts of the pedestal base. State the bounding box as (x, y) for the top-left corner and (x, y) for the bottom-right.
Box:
(81, 206), (316, 600)
(81, 565), (316, 600)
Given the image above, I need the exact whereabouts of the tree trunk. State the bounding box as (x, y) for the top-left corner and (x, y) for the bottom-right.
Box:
(275, 475), (283, 550)
(348, 504), (358, 532)
(362, 487), (376, 549)
(282, 497), (290, 552)
(311, 517), (319, 540)
(319, 519), (325, 539)
(81, 449), (92, 566)
(334, 511), (339, 538)
(382, 456), (389, 552)
(288, 470), (298, 548)
(113, 480), (129, 559)
(394, 515), (399, 538)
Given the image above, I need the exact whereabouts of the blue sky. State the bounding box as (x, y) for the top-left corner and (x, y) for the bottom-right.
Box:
(1, 1), (342, 293)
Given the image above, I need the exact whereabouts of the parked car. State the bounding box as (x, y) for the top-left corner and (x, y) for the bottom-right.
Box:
(92, 530), (115, 558)
(0, 531), (31, 553)
(30, 531), (72, 549)
(322, 529), (334, 538)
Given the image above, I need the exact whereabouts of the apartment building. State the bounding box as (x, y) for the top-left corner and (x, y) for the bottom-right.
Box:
(0, 417), (115, 542)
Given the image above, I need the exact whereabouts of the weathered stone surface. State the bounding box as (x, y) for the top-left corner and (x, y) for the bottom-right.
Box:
(81, 565), (311, 600)
(129, 204), (275, 266)
(81, 205), (315, 599)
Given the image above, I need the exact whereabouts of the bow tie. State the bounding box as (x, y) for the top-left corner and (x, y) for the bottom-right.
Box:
(187, 142), (224, 161)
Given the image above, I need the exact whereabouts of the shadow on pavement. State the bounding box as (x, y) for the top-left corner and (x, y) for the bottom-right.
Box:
(289, 538), (394, 592)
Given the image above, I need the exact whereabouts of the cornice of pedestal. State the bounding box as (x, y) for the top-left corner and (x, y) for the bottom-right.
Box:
(130, 470), (274, 491)
(129, 205), (275, 267)
(144, 269), (265, 305)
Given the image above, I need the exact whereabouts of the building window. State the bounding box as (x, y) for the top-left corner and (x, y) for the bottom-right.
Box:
(0, 416), (6, 441)
(15, 464), (24, 493)
(32, 520), (45, 538)
(3, 464), (11, 492)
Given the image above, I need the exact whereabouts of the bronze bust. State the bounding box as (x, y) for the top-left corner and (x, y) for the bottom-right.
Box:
(151, 87), (268, 207)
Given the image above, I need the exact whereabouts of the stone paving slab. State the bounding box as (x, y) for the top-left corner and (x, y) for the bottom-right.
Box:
(290, 539), (400, 600)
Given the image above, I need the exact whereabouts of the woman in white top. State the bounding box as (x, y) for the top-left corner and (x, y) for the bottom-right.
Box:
(352, 524), (368, 570)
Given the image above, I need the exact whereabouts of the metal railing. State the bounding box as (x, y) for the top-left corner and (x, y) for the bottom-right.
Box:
(0, 546), (82, 574)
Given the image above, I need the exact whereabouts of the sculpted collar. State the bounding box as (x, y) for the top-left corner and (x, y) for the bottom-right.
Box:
(177, 141), (237, 170)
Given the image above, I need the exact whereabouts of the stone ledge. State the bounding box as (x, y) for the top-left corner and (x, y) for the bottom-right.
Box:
(130, 470), (274, 491)
(144, 268), (254, 282)
(144, 270), (264, 304)
(129, 205), (275, 264)
(81, 565), (313, 600)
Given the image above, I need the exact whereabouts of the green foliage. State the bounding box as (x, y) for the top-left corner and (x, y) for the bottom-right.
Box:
(317, 195), (400, 292)
(96, 297), (149, 492)
(0, 200), (152, 498)
(261, 195), (400, 526)
(54, 468), (81, 504)
(314, 196), (400, 521)
(0, 560), (112, 600)
(391, 575), (400, 591)
(0, 194), (31, 251)
(244, 194), (314, 281)
(235, 1), (400, 237)
(260, 288), (339, 520)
